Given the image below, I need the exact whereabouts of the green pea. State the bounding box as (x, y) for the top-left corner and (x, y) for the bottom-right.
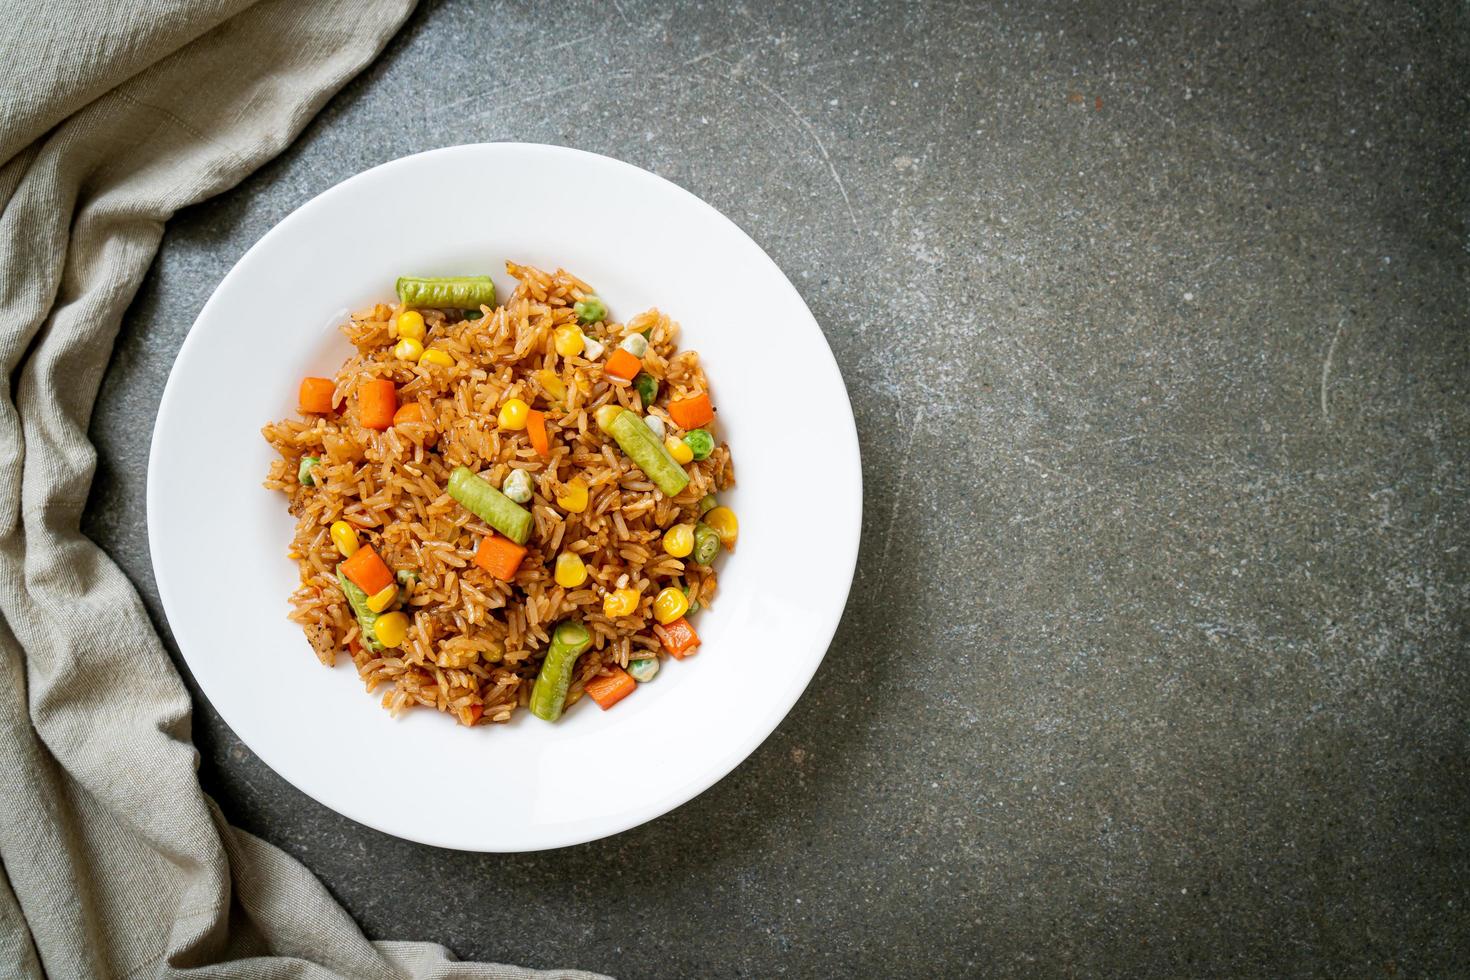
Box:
(573, 296), (607, 324)
(462, 308), (483, 320)
(634, 373), (659, 409)
(297, 456), (320, 487)
(683, 429), (715, 460)
(692, 523), (722, 565)
(628, 658), (660, 683)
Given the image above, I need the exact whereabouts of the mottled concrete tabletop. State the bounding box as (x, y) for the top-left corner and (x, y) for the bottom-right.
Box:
(85, 1), (1469, 976)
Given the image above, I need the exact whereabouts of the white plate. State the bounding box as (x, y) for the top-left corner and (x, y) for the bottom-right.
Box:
(148, 144), (861, 851)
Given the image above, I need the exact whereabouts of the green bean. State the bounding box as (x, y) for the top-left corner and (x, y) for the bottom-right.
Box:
(628, 658), (659, 683)
(692, 523), (722, 565)
(699, 493), (718, 514)
(598, 407), (690, 497)
(337, 569), (384, 652)
(634, 372), (659, 409)
(447, 466), (532, 544)
(395, 275), (496, 309)
(573, 296), (607, 324)
(297, 456), (320, 487)
(683, 428), (715, 460)
(530, 620), (594, 721)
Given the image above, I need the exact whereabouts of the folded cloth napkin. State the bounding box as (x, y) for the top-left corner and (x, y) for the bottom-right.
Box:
(0, 2), (606, 977)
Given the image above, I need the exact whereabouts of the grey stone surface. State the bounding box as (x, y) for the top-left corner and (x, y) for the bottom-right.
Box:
(83, 1), (1469, 976)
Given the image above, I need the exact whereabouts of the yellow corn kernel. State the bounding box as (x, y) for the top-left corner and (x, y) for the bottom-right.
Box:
(329, 520), (359, 557)
(653, 586), (689, 624)
(373, 611), (409, 648)
(394, 337), (424, 362)
(662, 523), (694, 558)
(498, 397), (530, 430)
(554, 552), (588, 588)
(535, 369), (567, 403)
(396, 310), (426, 342)
(553, 325), (585, 358)
(603, 587), (640, 618)
(666, 435), (694, 464)
(365, 583), (398, 613)
(704, 506), (739, 547)
(555, 477), (589, 513)
(419, 348), (454, 368)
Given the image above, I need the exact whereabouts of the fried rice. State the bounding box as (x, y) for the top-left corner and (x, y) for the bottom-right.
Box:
(262, 262), (733, 726)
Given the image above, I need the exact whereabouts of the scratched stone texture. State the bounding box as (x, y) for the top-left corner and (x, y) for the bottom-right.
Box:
(83, 1), (1469, 977)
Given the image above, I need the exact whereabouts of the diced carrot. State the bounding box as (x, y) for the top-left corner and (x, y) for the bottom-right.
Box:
(358, 379), (397, 430)
(341, 543), (393, 595)
(604, 347), (641, 384)
(527, 409), (550, 457)
(393, 401), (425, 427)
(465, 704), (484, 725)
(474, 532), (528, 581)
(653, 617), (701, 659)
(347, 636), (362, 658)
(668, 393), (714, 429)
(585, 667), (637, 709)
(299, 377), (337, 414)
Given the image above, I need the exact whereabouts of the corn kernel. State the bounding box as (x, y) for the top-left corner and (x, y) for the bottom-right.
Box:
(554, 552), (588, 588)
(329, 520), (359, 557)
(653, 586), (689, 624)
(419, 348), (454, 368)
(394, 337), (424, 362)
(498, 397), (530, 430)
(603, 587), (640, 618)
(704, 506), (739, 548)
(663, 523), (694, 558)
(555, 477), (589, 513)
(396, 310), (426, 342)
(535, 369), (567, 403)
(553, 325), (585, 358)
(366, 583), (398, 613)
(666, 435), (694, 464)
(373, 611), (409, 648)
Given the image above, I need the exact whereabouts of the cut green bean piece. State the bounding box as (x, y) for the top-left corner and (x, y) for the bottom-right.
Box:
(530, 620), (594, 721)
(599, 408), (690, 497)
(628, 658), (659, 683)
(692, 523), (721, 565)
(683, 428), (715, 460)
(573, 296), (607, 324)
(699, 493), (718, 514)
(447, 466), (532, 544)
(396, 275), (496, 309)
(298, 456), (320, 487)
(337, 569), (384, 652)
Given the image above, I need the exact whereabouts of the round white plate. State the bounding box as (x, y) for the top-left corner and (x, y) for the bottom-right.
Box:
(148, 143), (861, 851)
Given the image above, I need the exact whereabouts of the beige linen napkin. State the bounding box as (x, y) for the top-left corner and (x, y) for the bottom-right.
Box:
(0, 2), (606, 977)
